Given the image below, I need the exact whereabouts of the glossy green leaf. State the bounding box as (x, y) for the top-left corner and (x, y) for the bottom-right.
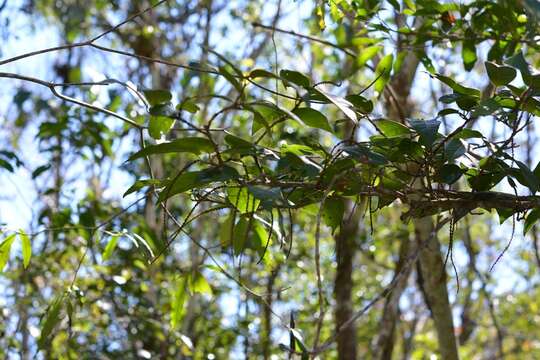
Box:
(19, 231), (31, 269)
(485, 61), (517, 86)
(376, 119), (410, 137)
(128, 137), (214, 161)
(345, 94), (373, 113)
(279, 70), (310, 88)
(292, 108), (332, 132)
(433, 74), (480, 97)
(0, 234), (16, 272)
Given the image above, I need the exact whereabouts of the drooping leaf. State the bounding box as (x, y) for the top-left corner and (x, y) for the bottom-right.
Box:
(315, 86), (358, 123)
(524, 208), (540, 235)
(374, 54), (394, 93)
(19, 231), (31, 269)
(322, 197), (345, 233)
(292, 107), (332, 132)
(189, 272), (213, 295)
(128, 137), (214, 161)
(38, 295), (64, 349)
(228, 187), (260, 214)
(0, 234), (16, 272)
(462, 36), (477, 71)
(170, 277), (187, 329)
(102, 236), (119, 262)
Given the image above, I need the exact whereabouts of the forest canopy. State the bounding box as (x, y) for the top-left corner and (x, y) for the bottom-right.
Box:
(1, 0), (540, 359)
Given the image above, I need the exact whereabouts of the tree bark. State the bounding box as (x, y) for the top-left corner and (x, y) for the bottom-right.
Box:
(374, 231), (414, 360)
(415, 216), (460, 360)
(334, 204), (361, 360)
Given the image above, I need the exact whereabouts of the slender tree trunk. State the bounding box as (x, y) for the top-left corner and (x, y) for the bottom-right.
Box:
(415, 216), (459, 360)
(374, 231), (414, 360)
(334, 204), (361, 360)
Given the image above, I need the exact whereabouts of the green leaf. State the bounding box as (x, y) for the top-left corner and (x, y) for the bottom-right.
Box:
(433, 74), (481, 97)
(496, 208), (515, 224)
(315, 86), (358, 123)
(142, 89), (172, 106)
(249, 69), (277, 79)
(19, 231), (31, 269)
(410, 119), (441, 146)
(292, 108), (332, 132)
(453, 128), (483, 139)
(524, 208), (540, 235)
(233, 217), (249, 255)
(462, 37), (477, 71)
(322, 197), (344, 233)
(505, 51), (531, 83)
(128, 137), (214, 161)
(485, 61), (517, 86)
(376, 119), (410, 137)
(345, 95), (373, 113)
(189, 272), (212, 295)
(148, 115), (175, 139)
(516, 160), (540, 193)
(444, 139), (466, 161)
(437, 164), (463, 184)
(279, 70), (310, 88)
(374, 54), (394, 93)
(0, 234), (16, 272)
(38, 295), (64, 349)
(228, 187), (260, 214)
(219, 65), (244, 93)
(344, 145), (387, 165)
(170, 277), (187, 329)
(176, 100), (199, 114)
(102, 236), (118, 262)
(220, 212), (235, 247)
(357, 46), (382, 66)
(159, 166), (240, 201)
(123, 179), (162, 197)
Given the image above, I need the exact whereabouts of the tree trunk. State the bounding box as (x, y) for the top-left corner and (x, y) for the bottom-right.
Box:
(374, 231), (414, 360)
(334, 204), (361, 360)
(415, 216), (459, 360)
